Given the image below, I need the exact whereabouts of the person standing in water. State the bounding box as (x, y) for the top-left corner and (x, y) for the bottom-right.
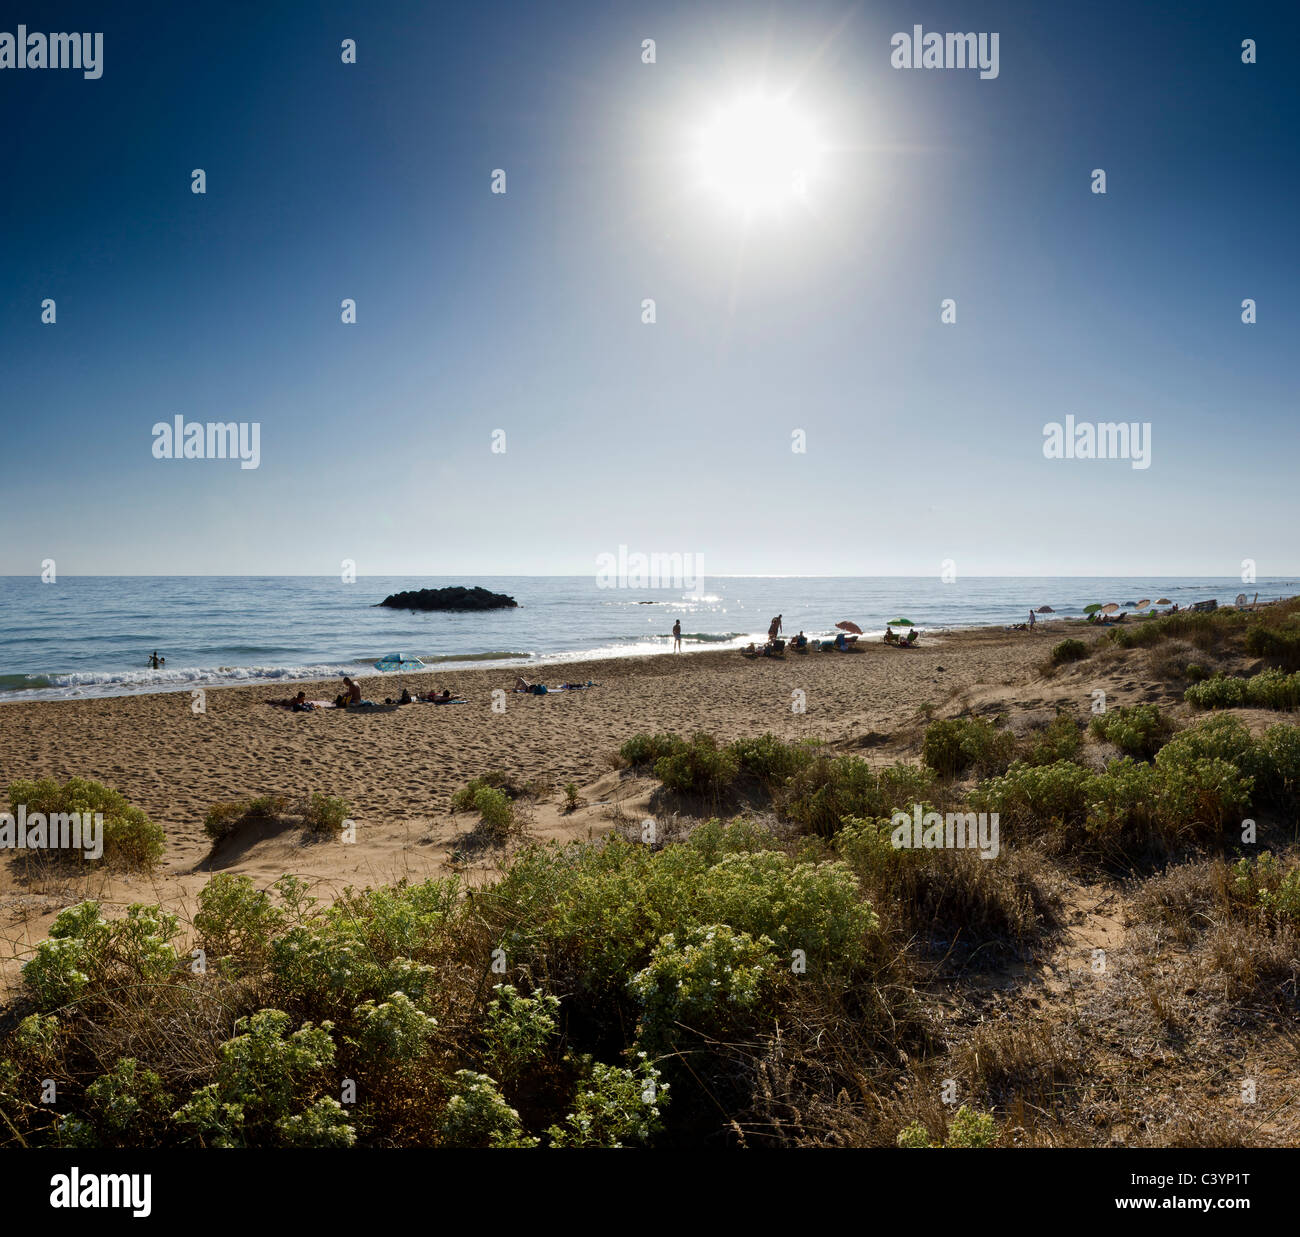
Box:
(672, 620), (682, 652)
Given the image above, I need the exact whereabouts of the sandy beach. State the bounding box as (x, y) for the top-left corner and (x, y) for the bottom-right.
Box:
(0, 626), (1074, 961)
(1, 617), (1216, 975)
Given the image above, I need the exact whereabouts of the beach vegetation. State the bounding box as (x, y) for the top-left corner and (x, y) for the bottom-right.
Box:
(1185, 668), (1300, 712)
(618, 733), (686, 768)
(836, 814), (1055, 948)
(193, 873), (284, 974)
(1089, 703), (1175, 759)
(922, 716), (1016, 778)
(302, 793), (350, 834)
(1230, 853), (1300, 929)
(1049, 638), (1088, 665)
(6, 777), (164, 870)
(777, 756), (935, 837)
(897, 1105), (998, 1149)
(653, 732), (740, 799)
(203, 794), (289, 841)
(1020, 713), (1084, 766)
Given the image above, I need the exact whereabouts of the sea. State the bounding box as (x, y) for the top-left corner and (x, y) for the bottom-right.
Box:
(0, 576), (1294, 702)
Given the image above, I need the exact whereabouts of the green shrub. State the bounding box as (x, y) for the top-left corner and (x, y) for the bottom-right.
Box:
(630, 925), (780, 1050)
(1245, 621), (1300, 671)
(484, 825), (877, 1021)
(1231, 853), (1300, 927)
(619, 733), (686, 768)
(302, 793), (350, 834)
(483, 984), (559, 1081)
(778, 756), (934, 837)
(970, 760), (1092, 832)
(1257, 724), (1300, 811)
(203, 794), (289, 841)
(836, 815), (1048, 946)
(173, 1009), (350, 1148)
(270, 880), (460, 1016)
(193, 874), (284, 973)
(451, 772), (509, 813)
(922, 717), (1016, 778)
(1089, 704), (1175, 760)
(6, 777), (164, 870)
(22, 902), (180, 1012)
(545, 1055), (665, 1148)
(1155, 715), (1264, 783)
(727, 733), (816, 787)
(1022, 713), (1084, 766)
(653, 732), (740, 798)
(1184, 675), (1247, 710)
(898, 1105), (998, 1148)
(440, 1069), (537, 1148)
(1154, 758), (1253, 834)
(352, 991), (439, 1062)
(1050, 639), (1088, 665)
(74, 1060), (174, 1148)
(473, 787), (515, 839)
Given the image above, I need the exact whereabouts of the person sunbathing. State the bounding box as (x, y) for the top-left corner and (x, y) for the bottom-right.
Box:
(290, 691), (315, 712)
(904, 629), (918, 646)
(342, 675), (362, 704)
(514, 676), (533, 691)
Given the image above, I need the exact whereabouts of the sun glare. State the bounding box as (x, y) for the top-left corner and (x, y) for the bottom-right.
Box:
(696, 94), (822, 214)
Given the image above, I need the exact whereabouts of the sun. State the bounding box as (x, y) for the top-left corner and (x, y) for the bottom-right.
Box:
(696, 94), (822, 214)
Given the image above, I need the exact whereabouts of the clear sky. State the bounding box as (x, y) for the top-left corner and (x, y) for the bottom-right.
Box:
(1, 0), (1296, 577)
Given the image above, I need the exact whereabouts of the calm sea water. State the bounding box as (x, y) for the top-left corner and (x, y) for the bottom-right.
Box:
(0, 576), (1294, 701)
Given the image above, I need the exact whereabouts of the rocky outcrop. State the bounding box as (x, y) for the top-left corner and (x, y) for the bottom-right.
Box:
(378, 586), (518, 612)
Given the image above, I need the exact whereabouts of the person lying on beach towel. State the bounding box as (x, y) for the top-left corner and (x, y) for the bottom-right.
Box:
(291, 691), (315, 712)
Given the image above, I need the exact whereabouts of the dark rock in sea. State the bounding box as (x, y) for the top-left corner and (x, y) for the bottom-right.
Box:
(378, 586), (519, 612)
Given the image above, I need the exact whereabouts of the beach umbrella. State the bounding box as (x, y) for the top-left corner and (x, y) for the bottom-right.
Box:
(375, 653), (424, 671)
(1136, 599), (1151, 610)
(1156, 598), (1171, 605)
(1036, 605), (1054, 613)
(836, 621), (863, 634)
(1101, 603), (1119, 614)
(1083, 603), (1103, 615)
(374, 653), (424, 696)
(888, 617), (914, 626)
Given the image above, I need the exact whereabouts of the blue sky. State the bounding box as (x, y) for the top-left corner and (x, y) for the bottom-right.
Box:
(1, 0), (1296, 576)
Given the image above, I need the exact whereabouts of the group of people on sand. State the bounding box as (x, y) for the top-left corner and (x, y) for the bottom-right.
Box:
(326, 675), (467, 710)
(741, 613), (922, 658)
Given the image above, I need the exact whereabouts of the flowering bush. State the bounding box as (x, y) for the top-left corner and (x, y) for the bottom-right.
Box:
(483, 984), (559, 1080)
(173, 1009), (349, 1148)
(630, 924), (780, 1049)
(546, 1055), (665, 1148)
(440, 1070), (537, 1148)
